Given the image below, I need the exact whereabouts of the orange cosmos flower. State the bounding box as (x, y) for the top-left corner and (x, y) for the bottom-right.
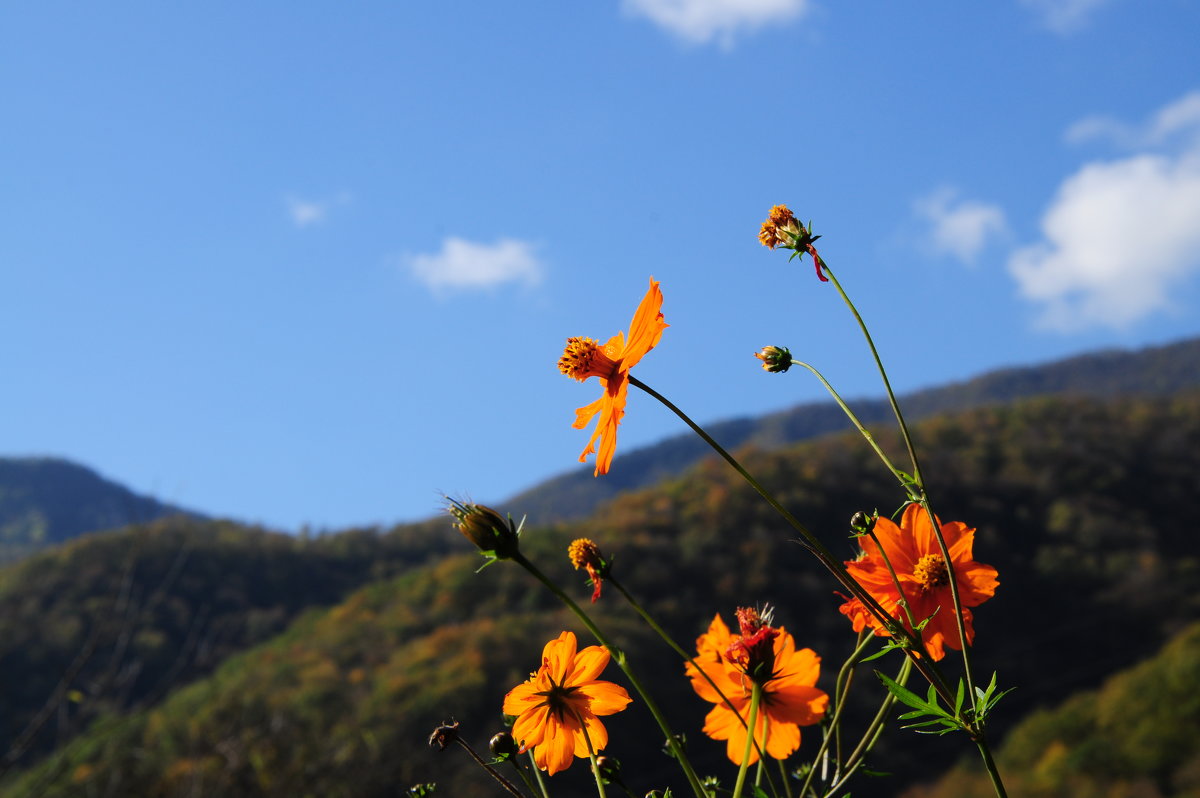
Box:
(686, 610), (828, 765)
(838, 503), (999, 661)
(558, 278), (667, 476)
(502, 631), (632, 775)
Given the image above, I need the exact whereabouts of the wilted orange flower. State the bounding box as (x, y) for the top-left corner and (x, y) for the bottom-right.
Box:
(758, 204), (827, 282)
(686, 611), (828, 765)
(838, 504), (999, 661)
(503, 631), (632, 775)
(568, 537), (606, 602)
(558, 279), (667, 476)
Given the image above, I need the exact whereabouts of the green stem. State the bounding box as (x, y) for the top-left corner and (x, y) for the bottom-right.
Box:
(526, 750), (550, 798)
(798, 632), (875, 798)
(818, 259), (922, 489)
(512, 552), (707, 798)
(508, 757), (541, 798)
(823, 656), (914, 797)
(788, 359), (908, 489)
(569, 706), (608, 798)
(452, 738), (525, 798)
(975, 733), (1009, 798)
(732, 683), (763, 798)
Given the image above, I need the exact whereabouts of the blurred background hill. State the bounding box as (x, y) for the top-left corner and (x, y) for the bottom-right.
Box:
(0, 337), (1197, 797)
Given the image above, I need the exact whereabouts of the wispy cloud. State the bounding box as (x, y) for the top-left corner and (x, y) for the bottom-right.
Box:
(1065, 91), (1200, 149)
(1018, 0), (1113, 34)
(404, 237), (544, 293)
(914, 187), (1008, 265)
(620, 0), (810, 48)
(1008, 92), (1200, 331)
(285, 192), (351, 228)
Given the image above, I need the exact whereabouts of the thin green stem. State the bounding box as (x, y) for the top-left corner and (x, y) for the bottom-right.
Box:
(732, 683), (763, 798)
(917, 499), (979, 710)
(975, 733), (1009, 798)
(798, 632), (876, 798)
(788, 359), (907, 488)
(818, 259), (922, 489)
(452, 738), (525, 798)
(508, 757), (541, 798)
(823, 656), (914, 798)
(512, 552), (707, 798)
(526, 750), (550, 798)
(569, 705), (608, 798)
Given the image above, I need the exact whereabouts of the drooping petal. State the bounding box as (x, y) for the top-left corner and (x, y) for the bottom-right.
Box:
(621, 279), (668, 371)
(572, 396), (606, 431)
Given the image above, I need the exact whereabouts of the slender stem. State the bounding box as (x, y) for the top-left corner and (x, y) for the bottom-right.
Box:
(508, 758), (541, 798)
(527, 750), (550, 798)
(778, 758), (794, 798)
(823, 656), (914, 797)
(818, 259), (922, 488)
(917, 499), (979, 709)
(798, 632), (876, 798)
(732, 683), (763, 798)
(569, 705), (608, 798)
(453, 738), (525, 798)
(788, 359), (907, 488)
(975, 733), (1009, 798)
(512, 552), (708, 798)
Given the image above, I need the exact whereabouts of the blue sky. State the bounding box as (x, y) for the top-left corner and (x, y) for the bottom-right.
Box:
(2, 1), (1198, 531)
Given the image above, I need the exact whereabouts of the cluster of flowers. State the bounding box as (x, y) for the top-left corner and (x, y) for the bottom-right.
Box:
(437, 205), (1003, 798)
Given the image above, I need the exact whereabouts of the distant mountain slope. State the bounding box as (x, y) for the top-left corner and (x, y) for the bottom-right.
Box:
(0, 458), (199, 561)
(508, 336), (1200, 522)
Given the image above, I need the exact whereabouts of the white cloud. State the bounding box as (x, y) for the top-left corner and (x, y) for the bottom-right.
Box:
(286, 192), (351, 228)
(405, 237), (544, 293)
(915, 187), (1008, 265)
(1066, 91), (1200, 149)
(620, 0), (810, 47)
(1018, 0), (1112, 34)
(1009, 94), (1200, 331)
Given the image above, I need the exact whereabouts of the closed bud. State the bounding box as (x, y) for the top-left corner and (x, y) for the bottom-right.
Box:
(754, 346), (792, 373)
(489, 731), (518, 761)
(596, 756), (622, 784)
(850, 511), (874, 535)
(446, 499), (520, 560)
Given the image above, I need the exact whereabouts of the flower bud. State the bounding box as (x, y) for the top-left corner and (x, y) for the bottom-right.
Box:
(489, 731), (519, 761)
(596, 756), (622, 785)
(850, 511), (875, 535)
(446, 499), (520, 560)
(754, 346), (792, 373)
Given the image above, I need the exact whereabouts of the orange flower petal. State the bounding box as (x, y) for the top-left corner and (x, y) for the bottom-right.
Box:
(620, 279), (667, 372)
(576, 680), (632, 716)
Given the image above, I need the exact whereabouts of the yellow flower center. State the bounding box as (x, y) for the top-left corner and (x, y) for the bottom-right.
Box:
(568, 538), (601, 571)
(558, 337), (618, 382)
(913, 554), (950, 591)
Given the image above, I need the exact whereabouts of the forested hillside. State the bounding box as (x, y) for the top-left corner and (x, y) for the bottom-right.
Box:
(3, 390), (1197, 797)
